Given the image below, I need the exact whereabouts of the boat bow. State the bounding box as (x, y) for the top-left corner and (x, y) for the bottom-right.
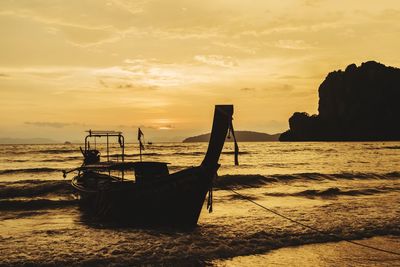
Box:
(202, 105), (239, 169)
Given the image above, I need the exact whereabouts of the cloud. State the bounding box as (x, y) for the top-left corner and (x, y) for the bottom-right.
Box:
(26, 71), (71, 80)
(275, 40), (315, 50)
(98, 78), (158, 91)
(24, 121), (84, 128)
(260, 83), (297, 97)
(240, 87), (256, 92)
(212, 42), (256, 55)
(0, 3), (134, 47)
(377, 9), (400, 20)
(0, 66), (91, 81)
(118, 124), (175, 130)
(158, 124), (174, 130)
(116, 83), (157, 90)
(98, 79), (109, 88)
(58, 24), (122, 47)
(94, 60), (191, 88)
(194, 55), (238, 68)
(109, 0), (146, 16)
(281, 84), (295, 92)
(302, 0), (324, 7)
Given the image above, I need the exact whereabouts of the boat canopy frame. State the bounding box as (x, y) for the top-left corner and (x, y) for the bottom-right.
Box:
(84, 130), (125, 163)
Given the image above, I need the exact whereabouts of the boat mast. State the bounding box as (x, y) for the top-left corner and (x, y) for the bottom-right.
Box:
(106, 133), (109, 162)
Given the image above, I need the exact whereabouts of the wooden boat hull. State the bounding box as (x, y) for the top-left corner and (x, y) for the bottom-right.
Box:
(68, 105), (237, 227)
(73, 166), (215, 227)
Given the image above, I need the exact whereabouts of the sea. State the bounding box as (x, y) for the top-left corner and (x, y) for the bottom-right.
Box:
(0, 142), (400, 266)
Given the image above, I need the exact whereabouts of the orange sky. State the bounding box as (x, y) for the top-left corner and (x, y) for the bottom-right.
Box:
(1, 0), (399, 142)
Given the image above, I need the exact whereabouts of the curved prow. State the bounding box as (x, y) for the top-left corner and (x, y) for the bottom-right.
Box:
(201, 105), (238, 169)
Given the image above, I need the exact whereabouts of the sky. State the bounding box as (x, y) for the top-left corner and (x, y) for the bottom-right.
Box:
(0, 0), (399, 142)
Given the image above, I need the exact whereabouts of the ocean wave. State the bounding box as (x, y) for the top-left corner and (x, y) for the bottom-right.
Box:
(0, 167), (62, 175)
(0, 199), (77, 211)
(385, 145), (400, 150)
(2, 156), (81, 163)
(41, 156), (82, 162)
(215, 175), (277, 189)
(263, 187), (398, 198)
(366, 145), (400, 150)
(67, 155), (83, 160)
(35, 149), (78, 154)
(221, 151), (250, 155)
(214, 172), (400, 189)
(108, 152), (205, 157)
(3, 159), (29, 163)
(0, 180), (72, 199)
(4, 149), (79, 155)
(271, 148), (337, 153)
(171, 151), (248, 156)
(2, 223), (399, 266)
(173, 151), (204, 156)
(41, 159), (71, 162)
(105, 151), (249, 158)
(106, 152), (161, 158)
(1, 171), (398, 199)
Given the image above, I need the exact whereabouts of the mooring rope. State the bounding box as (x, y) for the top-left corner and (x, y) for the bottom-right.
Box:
(229, 188), (400, 257)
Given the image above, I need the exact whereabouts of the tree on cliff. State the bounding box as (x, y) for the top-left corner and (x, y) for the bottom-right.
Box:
(280, 61), (400, 141)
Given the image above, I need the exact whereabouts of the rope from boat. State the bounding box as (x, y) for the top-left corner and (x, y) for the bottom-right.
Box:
(207, 172), (218, 213)
(207, 186), (213, 213)
(228, 120), (239, 166)
(229, 188), (400, 257)
(217, 106), (239, 166)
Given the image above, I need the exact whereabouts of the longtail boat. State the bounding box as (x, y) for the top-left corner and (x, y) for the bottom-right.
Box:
(62, 105), (238, 227)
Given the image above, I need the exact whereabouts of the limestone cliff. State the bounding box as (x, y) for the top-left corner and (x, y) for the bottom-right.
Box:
(280, 61), (400, 141)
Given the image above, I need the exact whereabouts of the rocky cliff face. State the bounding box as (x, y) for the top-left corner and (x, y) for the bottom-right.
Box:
(280, 61), (400, 141)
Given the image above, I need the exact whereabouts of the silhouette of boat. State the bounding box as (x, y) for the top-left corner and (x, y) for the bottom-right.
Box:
(62, 105), (238, 227)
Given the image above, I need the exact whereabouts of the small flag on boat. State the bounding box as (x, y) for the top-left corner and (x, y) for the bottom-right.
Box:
(138, 128), (145, 161)
(138, 128), (144, 140)
(138, 128), (145, 150)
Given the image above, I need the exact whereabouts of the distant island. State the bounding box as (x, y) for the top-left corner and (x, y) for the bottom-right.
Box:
(183, 131), (280, 142)
(280, 61), (400, 141)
